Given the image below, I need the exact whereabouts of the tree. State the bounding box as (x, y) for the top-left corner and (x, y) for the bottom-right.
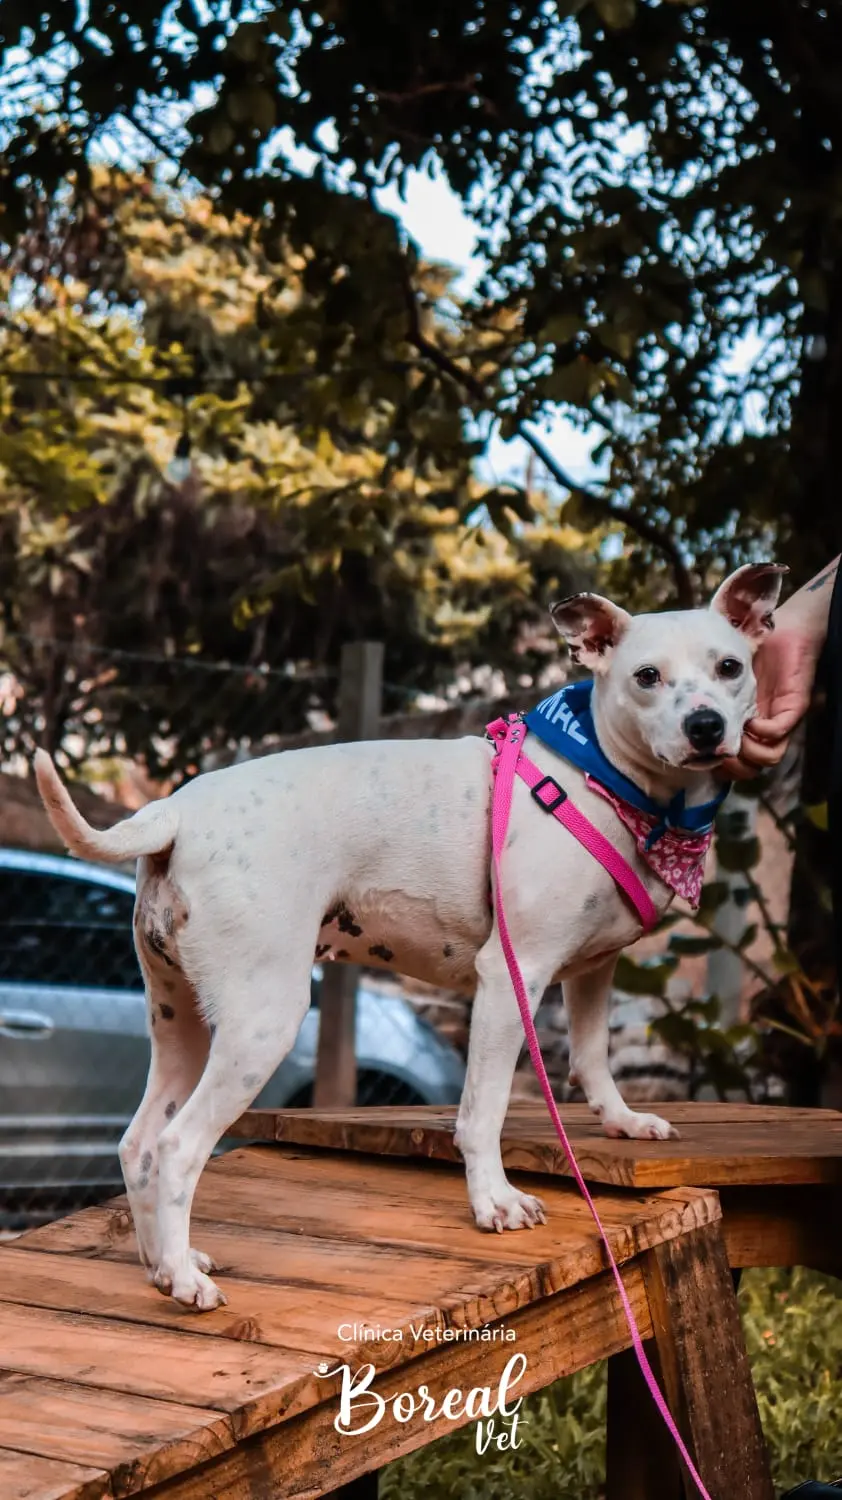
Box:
(0, 171), (591, 778)
(3, 2), (841, 1052)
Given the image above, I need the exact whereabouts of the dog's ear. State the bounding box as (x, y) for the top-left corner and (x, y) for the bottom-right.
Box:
(710, 563), (789, 649)
(550, 593), (632, 674)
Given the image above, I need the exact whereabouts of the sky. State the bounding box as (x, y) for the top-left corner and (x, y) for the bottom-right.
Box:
(266, 122), (603, 496)
(378, 167), (601, 492)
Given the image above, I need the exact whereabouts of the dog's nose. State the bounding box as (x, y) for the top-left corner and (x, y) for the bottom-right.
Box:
(683, 708), (726, 753)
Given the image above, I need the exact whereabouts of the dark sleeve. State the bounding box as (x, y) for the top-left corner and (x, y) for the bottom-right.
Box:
(825, 567), (842, 976)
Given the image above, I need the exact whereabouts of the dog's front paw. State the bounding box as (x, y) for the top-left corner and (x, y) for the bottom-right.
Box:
(603, 1110), (679, 1142)
(472, 1186), (547, 1234)
(153, 1261), (228, 1311)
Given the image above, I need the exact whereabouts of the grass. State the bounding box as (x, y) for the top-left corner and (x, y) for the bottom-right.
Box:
(379, 1268), (842, 1499)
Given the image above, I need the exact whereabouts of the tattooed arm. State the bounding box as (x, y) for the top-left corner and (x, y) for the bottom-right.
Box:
(723, 555), (839, 779)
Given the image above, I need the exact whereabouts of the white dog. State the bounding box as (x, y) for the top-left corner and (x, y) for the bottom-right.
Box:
(34, 562), (784, 1310)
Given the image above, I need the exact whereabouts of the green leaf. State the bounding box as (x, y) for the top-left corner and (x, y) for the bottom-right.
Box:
(737, 922), (759, 950)
(804, 802), (829, 832)
(771, 947), (801, 977)
(206, 116), (236, 155)
(650, 1012), (700, 1049)
(602, 366), (636, 406)
(697, 880), (731, 912)
(716, 836), (761, 873)
(614, 954), (677, 996)
(543, 359), (595, 407)
(668, 932), (722, 956)
(543, 313), (583, 345)
(593, 0), (636, 26)
(596, 322), (636, 361)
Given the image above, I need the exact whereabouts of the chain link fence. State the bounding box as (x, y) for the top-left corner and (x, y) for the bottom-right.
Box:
(0, 635), (468, 1228)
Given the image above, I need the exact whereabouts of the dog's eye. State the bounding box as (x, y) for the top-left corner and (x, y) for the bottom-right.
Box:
(634, 666), (661, 689)
(717, 657), (744, 680)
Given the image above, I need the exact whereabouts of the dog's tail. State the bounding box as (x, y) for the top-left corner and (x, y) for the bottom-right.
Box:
(34, 749), (180, 865)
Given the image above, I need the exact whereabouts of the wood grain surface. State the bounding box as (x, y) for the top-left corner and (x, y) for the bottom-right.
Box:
(225, 1101), (842, 1188)
(0, 1142), (723, 1499)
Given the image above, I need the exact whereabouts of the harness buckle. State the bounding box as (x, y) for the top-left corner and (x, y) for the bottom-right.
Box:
(531, 776), (567, 814)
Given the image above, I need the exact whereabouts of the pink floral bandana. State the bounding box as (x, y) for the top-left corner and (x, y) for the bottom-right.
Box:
(585, 774), (714, 908)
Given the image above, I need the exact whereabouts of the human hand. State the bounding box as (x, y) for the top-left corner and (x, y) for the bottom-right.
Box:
(719, 623), (820, 781)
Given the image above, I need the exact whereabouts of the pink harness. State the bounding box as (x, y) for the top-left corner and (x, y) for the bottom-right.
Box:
(487, 714), (712, 1500)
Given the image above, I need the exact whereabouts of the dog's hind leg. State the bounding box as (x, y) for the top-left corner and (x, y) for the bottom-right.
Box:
(118, 956), (210, 1274)
(151, 954), (313, 1310)
(564, 956), (678, 1141)
(456, 927), (552, 1233)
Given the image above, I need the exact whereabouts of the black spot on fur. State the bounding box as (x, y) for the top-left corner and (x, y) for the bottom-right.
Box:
(164, 978), (176, 992)
(140, 1150), (153, 1173)
(165, 1100), (177, 1120)
(243, 1072), (260, 1089)
(322, 901), (363, 937)
(159, 1002), (175, 1020)
(209, 1022), (217, 1039)
(369, 943), (394, 962)
(144, 927), (175, 966)
(336, 948), (350, 959)
(443, 943), (454, 958)
(584, 893), (600, 913)
(138, 1174), (149, 1189)
(315, 943), (330, 959)
(163, 907), (174, 936)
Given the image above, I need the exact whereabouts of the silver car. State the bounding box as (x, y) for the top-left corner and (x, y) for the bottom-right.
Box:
(0, 847), (465, 1225)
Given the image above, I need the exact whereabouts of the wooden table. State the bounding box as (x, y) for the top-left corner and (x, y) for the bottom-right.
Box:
(0, 1138), (773, 1500)
(228, 1100), (842, 1275)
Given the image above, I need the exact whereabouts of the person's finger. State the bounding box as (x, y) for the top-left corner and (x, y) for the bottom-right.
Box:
(743, 705), (805, 743)
(735, 735), (788, 769)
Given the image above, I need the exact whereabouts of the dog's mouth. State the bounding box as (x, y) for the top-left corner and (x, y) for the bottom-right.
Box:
(680, 750), (730, 769)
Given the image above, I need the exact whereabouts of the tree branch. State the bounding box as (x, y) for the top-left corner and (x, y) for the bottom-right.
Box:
(400, 269), (697, 607)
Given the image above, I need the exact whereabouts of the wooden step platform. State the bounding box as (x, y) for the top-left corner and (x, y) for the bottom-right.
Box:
(228, 1100), (842, 1188)
(0, 1140), (773, 1500)
(227, 1101), (842, 1276)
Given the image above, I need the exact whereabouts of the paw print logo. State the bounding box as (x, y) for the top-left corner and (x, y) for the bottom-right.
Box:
(316, 1361), (330, 1374)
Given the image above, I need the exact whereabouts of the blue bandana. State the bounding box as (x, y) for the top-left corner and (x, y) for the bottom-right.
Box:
(523, 680), (729, 847)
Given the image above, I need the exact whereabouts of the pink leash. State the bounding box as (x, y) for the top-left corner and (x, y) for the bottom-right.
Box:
(488, 715), (713, 1500)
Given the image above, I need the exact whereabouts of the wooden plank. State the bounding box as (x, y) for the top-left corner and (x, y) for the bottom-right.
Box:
(227, 1103), (842, 1187)
(0, 1376), (234, 1497)
(5, 1171), (720, 1360)
(0, 1149), (722, 1495)
(606, 1345), (678, 1500)
(16, 1213), (550, 1301)
(639, 1220), (774, 1500)
(134, 1263), (654, 1499)
(718, 1184), (842, 1273)
(18, 1149), (720, 1277)
(0, 1248), (430, 1357)
(0, 1300), (327, 1435)
(0, 1447), (108, 1500)
(181, 1149), (722, 1268)
(234, 1101), (842, 1129)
